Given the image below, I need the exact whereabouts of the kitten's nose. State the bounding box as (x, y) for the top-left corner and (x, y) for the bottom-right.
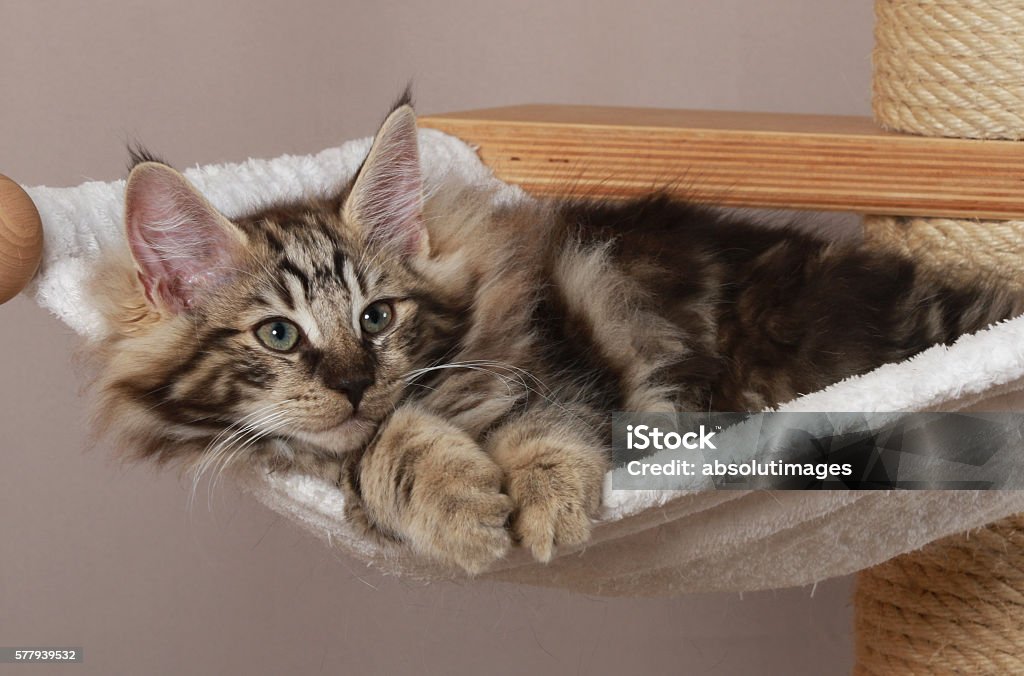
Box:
(334, 378), (371, 410)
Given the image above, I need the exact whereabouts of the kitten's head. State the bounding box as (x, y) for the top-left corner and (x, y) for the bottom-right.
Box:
(94, 101), (467, 465)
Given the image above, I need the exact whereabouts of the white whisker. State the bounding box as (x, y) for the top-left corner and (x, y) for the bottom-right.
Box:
(188, 401), (294, 511)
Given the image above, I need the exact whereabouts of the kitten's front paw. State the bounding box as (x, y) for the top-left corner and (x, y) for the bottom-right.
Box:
(493, 441), (607, 563)
(358, 408), (514, 574)
(403, 442), (514, 575)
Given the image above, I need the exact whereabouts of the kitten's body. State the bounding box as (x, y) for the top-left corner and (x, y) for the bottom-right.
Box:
(92, 101), (1023, 573)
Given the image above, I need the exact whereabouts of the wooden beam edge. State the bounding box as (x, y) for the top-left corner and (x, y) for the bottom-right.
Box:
(420, 106), (1024, 220)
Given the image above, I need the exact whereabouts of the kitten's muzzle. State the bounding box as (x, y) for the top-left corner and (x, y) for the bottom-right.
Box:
(317, 354), (375, 411)
(325, 377), (373, 410)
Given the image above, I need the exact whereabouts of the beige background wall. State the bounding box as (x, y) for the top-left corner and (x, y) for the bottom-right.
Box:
(1, 2), (873, 674)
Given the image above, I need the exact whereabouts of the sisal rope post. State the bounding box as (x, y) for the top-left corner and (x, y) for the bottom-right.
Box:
(854, 515), (1024, 673)
(866, 0), (1024, 291)
(858, 1), (1024, 672)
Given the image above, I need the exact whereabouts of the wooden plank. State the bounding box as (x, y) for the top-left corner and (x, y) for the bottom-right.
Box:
(419, 105), (1024, 219)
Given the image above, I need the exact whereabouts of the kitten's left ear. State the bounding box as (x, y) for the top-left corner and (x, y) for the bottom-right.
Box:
(343, 104), (428, 257)
(124, 162), (247, 313)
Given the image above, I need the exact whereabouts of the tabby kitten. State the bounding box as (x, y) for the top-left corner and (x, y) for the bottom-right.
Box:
(92, 96), (1022, 574)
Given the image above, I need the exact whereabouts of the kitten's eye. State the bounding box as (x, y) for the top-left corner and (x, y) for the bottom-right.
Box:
(254, 319), (302, 352)
(361, 301), (394, 335)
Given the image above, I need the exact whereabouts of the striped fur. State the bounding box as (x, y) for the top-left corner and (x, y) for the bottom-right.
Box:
(89, 102), (1024, 574)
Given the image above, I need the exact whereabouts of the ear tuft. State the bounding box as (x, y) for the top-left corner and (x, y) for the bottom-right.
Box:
(124, 163), (246, 313)
(343, 103), (427, 256)
(126, 142), (171, 173)
(390, 83), (414, 113)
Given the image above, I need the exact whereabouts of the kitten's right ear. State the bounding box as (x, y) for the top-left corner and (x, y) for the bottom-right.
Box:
(124, 162), (247, 313)
(343, 103), (427, 257)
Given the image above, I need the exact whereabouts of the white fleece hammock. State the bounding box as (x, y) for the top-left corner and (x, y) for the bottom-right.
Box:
(25, 129), (1024, 596)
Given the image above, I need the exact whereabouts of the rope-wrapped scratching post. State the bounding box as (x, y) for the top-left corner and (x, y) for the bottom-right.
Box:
(857, 1), (1024, 672)
(866, 0), (1024, 291)
(872, 0), (1024, 140)
(855, 515), (1024, 673)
